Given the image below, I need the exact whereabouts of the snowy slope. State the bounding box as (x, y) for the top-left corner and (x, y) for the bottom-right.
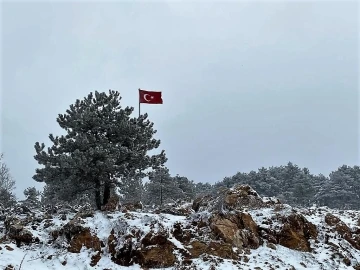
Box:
(1, 188), (359, 270)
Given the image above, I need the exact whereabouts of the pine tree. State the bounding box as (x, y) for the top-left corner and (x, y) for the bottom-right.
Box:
(119, 174), (144, 203)
(23, 187), (41, 208)
(144, 167), (181, 205)
(173, 175), (196, 202)
(194, 182), (213, 197)
(33, 90), (167, 210)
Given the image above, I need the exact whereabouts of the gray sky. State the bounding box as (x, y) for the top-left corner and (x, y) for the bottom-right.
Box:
(1, 1), (359, 198)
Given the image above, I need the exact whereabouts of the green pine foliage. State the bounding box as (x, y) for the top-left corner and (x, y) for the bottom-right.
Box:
(33, 90), (167, 209)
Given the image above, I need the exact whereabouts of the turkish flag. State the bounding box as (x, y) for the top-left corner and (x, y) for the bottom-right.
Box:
(139, 89), (163, 104)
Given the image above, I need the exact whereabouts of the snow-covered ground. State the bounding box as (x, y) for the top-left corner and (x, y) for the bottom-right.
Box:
(1, 199), (359, 269)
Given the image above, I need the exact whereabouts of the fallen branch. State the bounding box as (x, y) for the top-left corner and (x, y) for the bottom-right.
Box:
(19, 253), (27, 270)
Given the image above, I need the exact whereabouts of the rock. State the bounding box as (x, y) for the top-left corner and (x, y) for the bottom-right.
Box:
(222, 184), (265, 210)
(188, 240), (207, 257)
(343, 257), (351, 266)
(73, 205), (94, 219)
(138, 231), (176, 267)
(210, 212), (260, 249)
(325, 213), (351, 237)
(192, 195), (213, 212)
(267, 242), (277, 250)
(102, 197), (120, 212)
(68, 228), (101, 253)
(61, 217), (87, 241)
(325, 213), (341, 226)
(111, 238), (138, 266)
(90, 252), (102, 266)
(324, 213), (359, 249)
(139, 245), (176, 268)
(14, 229), (33, 246)
(206, 241), (238, 259)
(5, 245), (14, 251)
(141, 231), (168, 247)
(172, 222), (193, 244)
(188, 240), (238, 260)
(5, 217), (34, 247)
(108, 229), (117, 257)
(278, 214), (317, 252)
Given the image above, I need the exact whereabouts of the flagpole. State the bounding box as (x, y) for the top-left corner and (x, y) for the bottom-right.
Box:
(138, 88), (141, 118)
(138, 88), (142, 205)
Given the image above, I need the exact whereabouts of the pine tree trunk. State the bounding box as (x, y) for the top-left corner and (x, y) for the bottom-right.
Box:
(103, 181), (111, 206)
(95, 180), (102, 210)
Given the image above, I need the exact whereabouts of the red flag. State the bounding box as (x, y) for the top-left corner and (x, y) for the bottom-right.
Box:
(139, 89), (163, 104)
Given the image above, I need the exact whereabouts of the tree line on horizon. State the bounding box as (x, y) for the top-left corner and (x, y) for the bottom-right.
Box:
(0, 90), (359, 210)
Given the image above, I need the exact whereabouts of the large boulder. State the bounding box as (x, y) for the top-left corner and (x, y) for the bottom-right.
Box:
(4, 216), (33, 246)
(278, 214), (318, 252)
(210, 212), (260, 249)
(57, 215), (101, 253)
(68, 228), (101, 253)
(325, 213), (360, 250)
(188, 240), (238, 260)
(139, 232), (176, 268)
(195, 185), (266, 213)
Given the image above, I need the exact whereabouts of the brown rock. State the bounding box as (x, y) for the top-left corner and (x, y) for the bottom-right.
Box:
(172, 222), (193, 244)
(324, 213), (359, 249)
(211, 216), (240, 245)
(141, 232), (168, 247)
(139, 245), (176, 268)
(210, 213), (260, 249)
(223, 185), (265, 210)
(325, 213), (352, 237)
(188, 240), (238, 260)
(90, 252), (101, 266)
(335, 222), (352, 237)
(207, 241), (238, 259)
(5, 219), (33, 247)
(325, 213), (341, 226)
(346, 234), (360, 250)
(5, 245), (14, 251)
(192, 195), (213, 212)
(108, 230), (117, 257)
(343, 257), (351, 266)
(68, 228), (101, 253)
(188, 240), (207, 257)
(278, 214), (317, 252)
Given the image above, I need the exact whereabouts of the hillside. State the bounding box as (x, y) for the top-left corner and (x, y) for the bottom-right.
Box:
(1, 185), (359, 270)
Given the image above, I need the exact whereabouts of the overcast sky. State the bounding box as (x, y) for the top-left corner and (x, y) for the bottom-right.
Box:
(1, 1), (359, 198)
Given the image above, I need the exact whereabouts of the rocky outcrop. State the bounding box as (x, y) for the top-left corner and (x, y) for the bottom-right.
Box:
(325, 213), (360, 250)
(68, 228), (101, 253)
(188, 240), (238, 259)
(210, 212), (261, 249)
(278, 214), (318, 252)
(1, 185), (359, 269)
(193, 185), (266, 213)
(4, 216), (33, 247)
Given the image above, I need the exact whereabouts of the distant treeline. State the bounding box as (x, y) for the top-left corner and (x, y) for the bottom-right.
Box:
(132, 162), (360, 210)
